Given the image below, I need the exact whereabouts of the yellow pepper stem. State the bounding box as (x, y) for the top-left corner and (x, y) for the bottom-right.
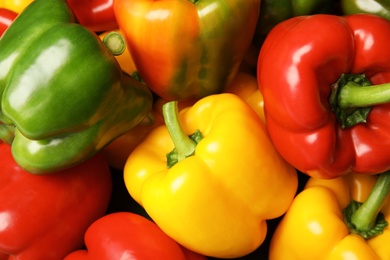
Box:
(163, 101), (202, 168)
(344, 171), (390, 239)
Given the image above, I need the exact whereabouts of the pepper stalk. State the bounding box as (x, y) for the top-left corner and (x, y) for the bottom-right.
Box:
(329, 73), (390, 128)
(102, 31), (126, 56)
(162, 101), (202, 168)
(343, 171), (390, 239)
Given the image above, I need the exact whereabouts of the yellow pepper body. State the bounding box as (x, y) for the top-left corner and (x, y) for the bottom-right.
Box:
(0, 0), (32, 13)
(270, 173), (390, 260)
(124, 93), (297, 258)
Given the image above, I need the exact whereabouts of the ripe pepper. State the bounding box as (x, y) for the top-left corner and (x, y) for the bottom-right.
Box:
(341, 0), (390, 21)
(257, 14), (390, 179)
(269, 171), (390, 259)
(66, 0), (118, 32)
(0, 8), (17, 37)
(124, 93), (298, 258)
(114, 0), (261, 101)
(64, 212), (207, 260)
(0, 0), (32, 13)
(0, 0), (153, 174)
(0, 142), (112, 260)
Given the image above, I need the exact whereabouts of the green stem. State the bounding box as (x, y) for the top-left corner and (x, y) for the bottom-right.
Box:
(102, 31), (126, 56)
(162, 101), (197, 165)
(339, 81), (390, 108)
(352, 171), (390, 230)
(344, 171), (390, 239)
(329, 73), (390, 128)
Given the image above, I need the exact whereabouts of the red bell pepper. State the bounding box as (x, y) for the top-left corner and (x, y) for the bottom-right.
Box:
(257, 14), (390, 179)
(0, 142), (112, 260)
(64, 212), (207, 260)
(66, 0), (118, 32)
(0, 8), (17, 37)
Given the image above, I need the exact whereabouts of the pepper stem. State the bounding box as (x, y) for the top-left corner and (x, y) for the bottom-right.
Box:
(329, 73), (390, 128)
(163, 101), (202, 168)
(343, 171), (390, 239)
(102, 31), (126, 56)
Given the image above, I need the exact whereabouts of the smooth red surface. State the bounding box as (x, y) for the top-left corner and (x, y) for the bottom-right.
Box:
(64, 212), (207, 260)
(257, 14), (390, 178)
(0, 143), (112, 259)
(0, 8), (17, 37)
(66, 0), (118, 32)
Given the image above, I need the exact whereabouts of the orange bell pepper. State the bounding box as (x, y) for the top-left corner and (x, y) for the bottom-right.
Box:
(113, 0), (261, 101)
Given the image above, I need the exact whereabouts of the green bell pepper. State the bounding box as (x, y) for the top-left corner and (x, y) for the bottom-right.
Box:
(0, 0), (153, 174)
(341, 0), (390, 20)
(253, 0), (337, 47)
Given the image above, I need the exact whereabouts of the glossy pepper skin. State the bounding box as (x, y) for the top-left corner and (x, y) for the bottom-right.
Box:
(341, 0), (390, 21)
(64, 212), (207, 260)
(114, 0), (260, 101)
(0, 8), (17, 37)
(0, 0), (32, 13)
(124, 93), (298, 258)
(0, 0), (153, 174)
(67, 0), (118, 32)
(0, 142), (112, 260)
(257, 14), (390, 179)
(269, 173), (390, 260)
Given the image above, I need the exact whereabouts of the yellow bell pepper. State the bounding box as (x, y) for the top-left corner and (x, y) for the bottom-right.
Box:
(0, 0), (32, 13)
(124, 93), (298, 258)
(269, 172), (390, 260)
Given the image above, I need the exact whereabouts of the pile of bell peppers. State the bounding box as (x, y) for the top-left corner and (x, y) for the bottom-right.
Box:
(2, 0), (390, 259)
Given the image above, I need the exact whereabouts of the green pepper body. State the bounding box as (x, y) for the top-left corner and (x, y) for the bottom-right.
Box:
(341, 0), (390, 20)
(0, 0), (153, 174)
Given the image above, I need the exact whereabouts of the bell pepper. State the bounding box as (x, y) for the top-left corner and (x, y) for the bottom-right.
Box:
(341, 0), (390, 21)
(0, 0), (153, 174)
(124, 93), (298, 258)
(223, 71), (265, 123)
(113, 0), (261, 101)
(253, 0), (337, 47)
(0, 8), (17, 37)
(64, 212), (207, 260)
(257, 13), (390, 179)
(269, 171), (390, 259)
(0, 142), (112, 260)
(66, 0), (118, 32)
(0, 0), (32, 13)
